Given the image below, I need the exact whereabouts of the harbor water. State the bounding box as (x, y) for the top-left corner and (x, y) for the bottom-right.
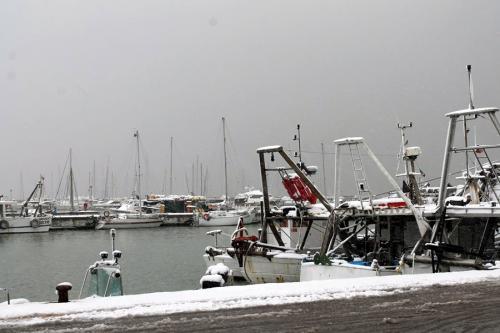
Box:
(0, 226), (248, 302)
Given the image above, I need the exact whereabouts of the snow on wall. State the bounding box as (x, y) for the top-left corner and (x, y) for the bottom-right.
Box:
(1, 269), (500, 328)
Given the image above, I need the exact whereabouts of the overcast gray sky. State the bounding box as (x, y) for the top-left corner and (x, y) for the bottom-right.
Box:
(1, 0), (500, 199)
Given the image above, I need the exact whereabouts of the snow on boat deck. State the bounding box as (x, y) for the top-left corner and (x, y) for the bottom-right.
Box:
(1, 269), (500, 329)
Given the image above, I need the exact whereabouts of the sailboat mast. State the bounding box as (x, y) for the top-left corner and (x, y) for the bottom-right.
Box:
(222, 117), (228, 203)
(69, 148), (75, 211)
(135, 130), (142, 215)
(169, 136), (173, 194)
(104, 159), (110, 199)
(92, 160), (96, 199)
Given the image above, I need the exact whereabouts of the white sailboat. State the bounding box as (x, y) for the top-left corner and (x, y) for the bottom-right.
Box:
(96, 131), (162, 230)
(199, 117), (252, 227)
(51, 149), (100, 229)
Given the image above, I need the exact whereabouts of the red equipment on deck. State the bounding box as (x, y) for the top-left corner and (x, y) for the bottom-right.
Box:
(282, 174), (317, 204)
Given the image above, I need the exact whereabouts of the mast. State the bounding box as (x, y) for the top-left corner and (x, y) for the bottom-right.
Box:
(464, 65), (475, 179)
(134, 130), (142, 216)
(111, 172), (115, 198)
(92, 160), (96, 199)
(19, 172), (25, 201)
(222, 117), (228, 203)
(397, 122), (422, 204)
(321, 142), (327, 195)
(104, 158), (110, 199)
(203, 168), (209, 197)
(398, 123), (411, 179)
(69, 148), (75, 211)
(293, 124), (302, 167)
(196, 155), (199, 195)
(88, 170), (93, 203)
(169, 136), (173, 194)
(191, 162), (194, 195)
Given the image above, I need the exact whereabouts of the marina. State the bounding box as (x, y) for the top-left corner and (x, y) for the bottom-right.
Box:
(0, 226), (238, 302)
(2, 1), (500, 331)
(2, 66), (500, 329)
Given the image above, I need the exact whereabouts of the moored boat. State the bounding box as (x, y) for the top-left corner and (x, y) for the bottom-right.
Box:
(198, 208), (253, 227)
(0, 178), (52, 234)
(96, 130), (163, 230)
(96, 213), (163, 229)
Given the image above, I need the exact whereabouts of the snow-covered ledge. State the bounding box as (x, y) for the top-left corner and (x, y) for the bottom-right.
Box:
(1, 269), (500, 328)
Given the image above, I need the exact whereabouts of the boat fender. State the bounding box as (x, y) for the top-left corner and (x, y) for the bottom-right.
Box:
(103, 211), (110, 218)
(30, 219), (40, 228)
(0, 220), (9, 229)
(203, 213), (210, 221)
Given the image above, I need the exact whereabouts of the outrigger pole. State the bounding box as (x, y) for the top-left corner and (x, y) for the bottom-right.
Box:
(257, 145), (333, 248)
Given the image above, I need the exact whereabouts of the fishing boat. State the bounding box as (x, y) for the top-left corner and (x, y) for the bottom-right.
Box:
(0, 178), (52, 234)
(302, 65), (500, 281)
(96, 130), (162, 230)
(203, 125), (327, 283)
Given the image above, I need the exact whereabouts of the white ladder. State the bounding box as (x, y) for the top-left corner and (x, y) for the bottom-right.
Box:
(347, 142), (373, 210)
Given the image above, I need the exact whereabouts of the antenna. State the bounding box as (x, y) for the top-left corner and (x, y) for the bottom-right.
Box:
(467, 64), (475, 110)
(293, 124), (302, 167)
(397, 122), (412, 178)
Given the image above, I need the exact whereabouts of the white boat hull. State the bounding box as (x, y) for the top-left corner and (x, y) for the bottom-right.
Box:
(0, 216), (51, 234)
(243, 252), (306, 283)
(199, 217), (239, 226)
(300, 261), (400, 281)
(96, 215), (162, 229)
(300, 259), (477, 282)
(198, 210), (255, 227)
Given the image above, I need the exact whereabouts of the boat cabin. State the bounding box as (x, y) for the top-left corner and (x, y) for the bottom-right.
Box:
(79, 229), (123, 298)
